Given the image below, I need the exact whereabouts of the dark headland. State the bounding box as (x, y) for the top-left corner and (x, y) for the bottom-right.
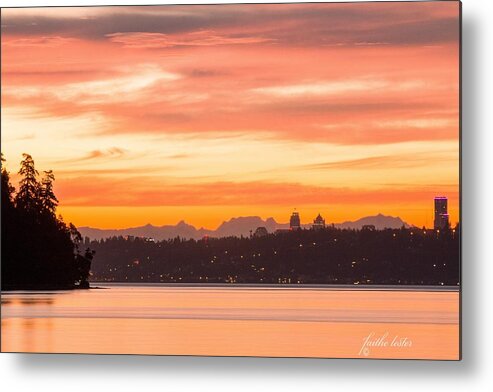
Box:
(1, 154), (94, 291)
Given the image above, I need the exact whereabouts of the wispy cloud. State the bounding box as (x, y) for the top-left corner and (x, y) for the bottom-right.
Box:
(251, 78), (425, 98)
(375, 118), (457, 129)
(2, 36), (76, 47)
(5, 64), (181, 105)
(56, 147), (127, 164)
(107, 31), (274, 49)
(299, 154), (455, 171)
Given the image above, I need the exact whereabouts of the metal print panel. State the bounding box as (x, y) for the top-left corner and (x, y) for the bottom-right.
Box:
(0, 1), (461, 359)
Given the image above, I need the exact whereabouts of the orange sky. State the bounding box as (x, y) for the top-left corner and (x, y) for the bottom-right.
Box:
(1, 2), (460, 230)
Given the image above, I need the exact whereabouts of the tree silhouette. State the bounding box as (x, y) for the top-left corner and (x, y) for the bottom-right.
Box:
(1, 153), (94, 290)
(1, 153), (15, 210)
(40, 170), (58, 215)
(15, 153), (40, 213)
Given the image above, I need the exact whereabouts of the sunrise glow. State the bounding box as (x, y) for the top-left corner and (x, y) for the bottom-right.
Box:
(1, 2), (460, 229)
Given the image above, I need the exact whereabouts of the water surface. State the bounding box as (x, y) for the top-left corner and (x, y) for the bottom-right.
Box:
(1, 284), (459, 359)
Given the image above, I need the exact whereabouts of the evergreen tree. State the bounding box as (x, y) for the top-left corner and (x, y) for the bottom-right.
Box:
(15, 153), (41, 213)
(40, 170), (58, 215)
(1, 153), (15, 210)
(70, 223), (83, 254)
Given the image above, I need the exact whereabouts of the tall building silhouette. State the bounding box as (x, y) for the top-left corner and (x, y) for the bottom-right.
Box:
(434, 196), (450, 230)
(290, 211), (301, 230)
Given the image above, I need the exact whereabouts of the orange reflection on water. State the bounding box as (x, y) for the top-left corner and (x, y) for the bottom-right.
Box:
(1, 285), (459, 359)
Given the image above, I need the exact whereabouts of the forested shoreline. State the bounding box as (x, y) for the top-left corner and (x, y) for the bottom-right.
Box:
(88, 224), (460, 286)
(1, 154), (94, 290)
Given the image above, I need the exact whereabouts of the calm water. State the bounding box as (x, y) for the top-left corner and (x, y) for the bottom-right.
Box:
(1, 284), (459, 359)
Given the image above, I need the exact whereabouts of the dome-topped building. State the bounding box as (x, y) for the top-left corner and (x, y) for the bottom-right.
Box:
(253, 226), (268, 237)
(312, 213), (326, 230)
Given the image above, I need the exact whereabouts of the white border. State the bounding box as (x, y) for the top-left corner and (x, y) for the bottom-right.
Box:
(1, 0), (491, 390)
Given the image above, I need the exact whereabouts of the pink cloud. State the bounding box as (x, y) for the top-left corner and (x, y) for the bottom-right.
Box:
(2, 36), (76, 47)
(107, 31), (275, 49)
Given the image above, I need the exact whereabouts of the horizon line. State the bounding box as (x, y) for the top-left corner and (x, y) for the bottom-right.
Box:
(76, 212), (460, 232)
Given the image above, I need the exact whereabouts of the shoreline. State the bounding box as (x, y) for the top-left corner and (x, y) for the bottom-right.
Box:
(1, 283), (460, 292)
(1, 285), (91, 292)
(87, 282), (460, 292)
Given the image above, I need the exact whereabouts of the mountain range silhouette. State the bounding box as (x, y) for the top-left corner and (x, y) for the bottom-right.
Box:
(78, 214), (410, 241)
